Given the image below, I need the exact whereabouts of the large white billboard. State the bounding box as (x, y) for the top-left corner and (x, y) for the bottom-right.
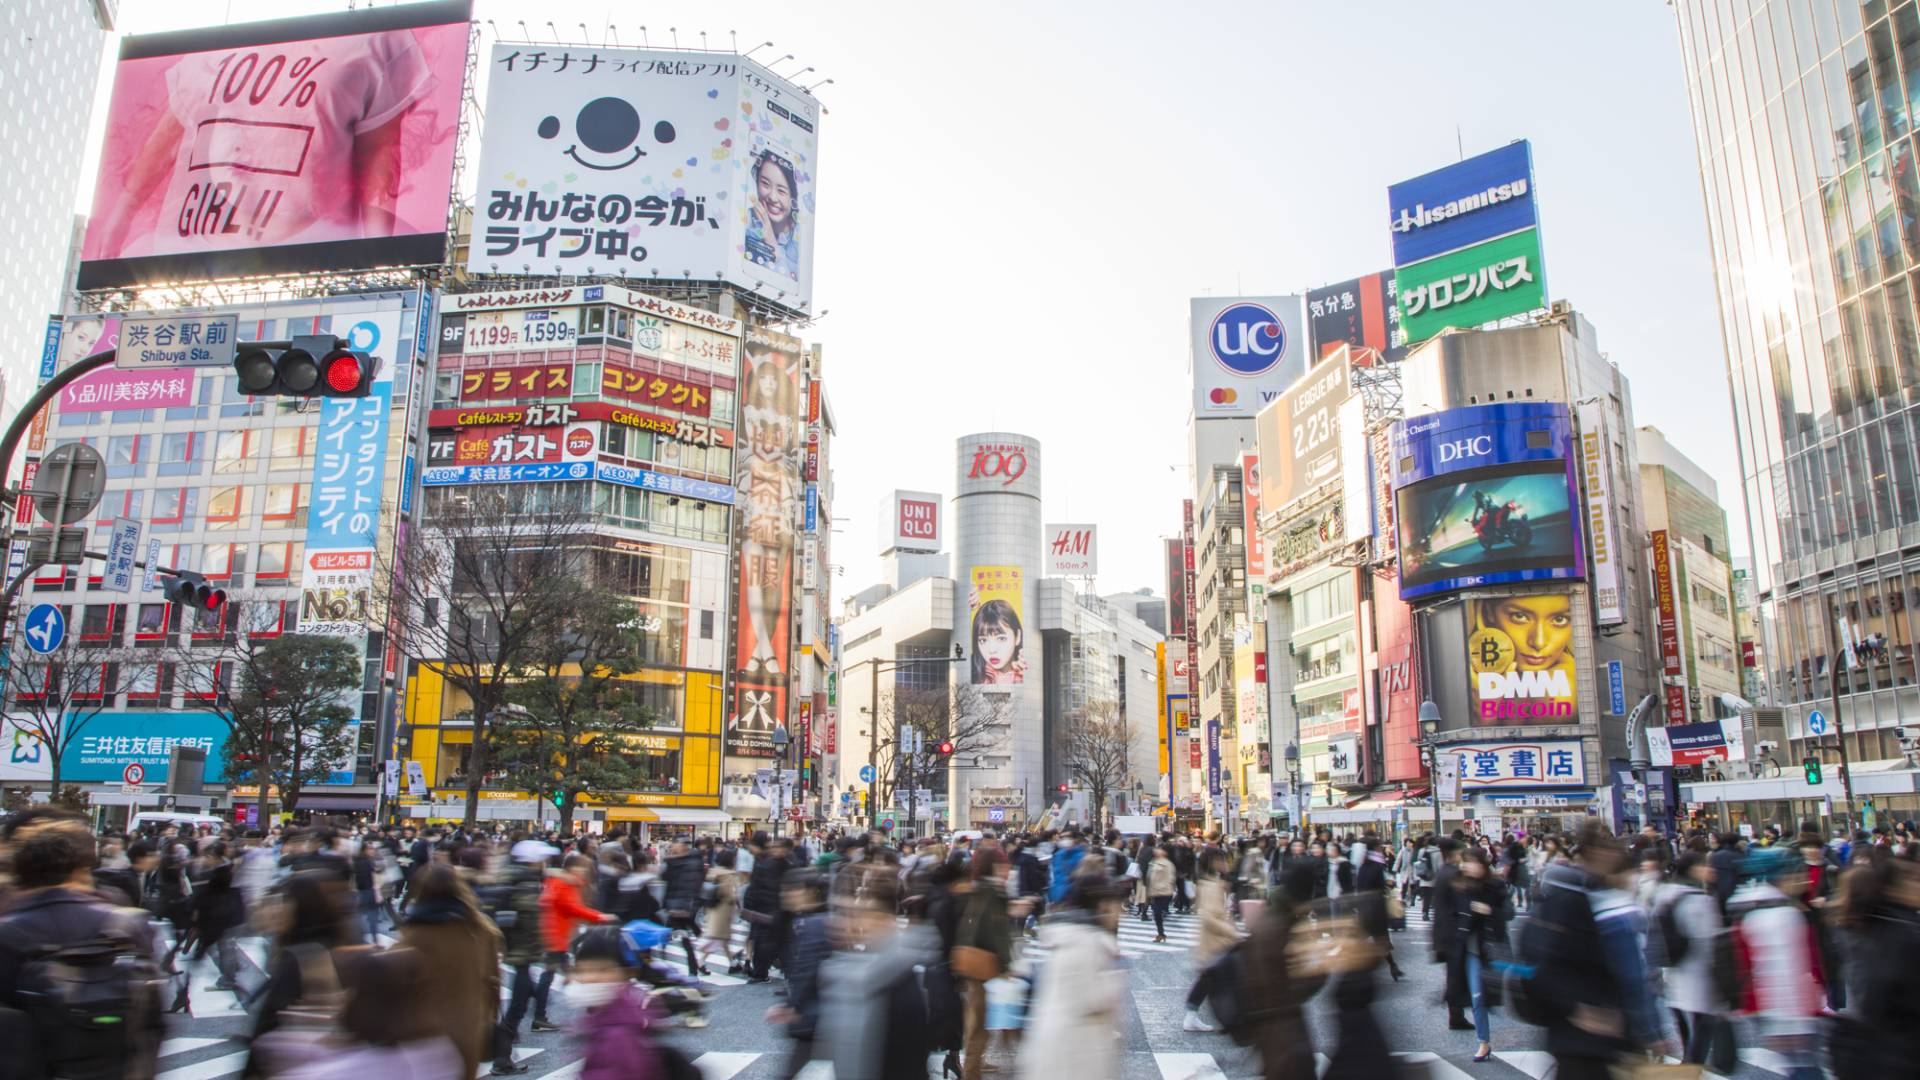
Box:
(1043, 523), (1097, 576)
(470, 46), (820, 311)
(1190, 296), (1309, 419)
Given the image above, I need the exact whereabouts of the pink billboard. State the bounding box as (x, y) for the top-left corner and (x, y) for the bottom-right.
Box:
(78, 1), (471, 289)
(59, 368), (196, 413)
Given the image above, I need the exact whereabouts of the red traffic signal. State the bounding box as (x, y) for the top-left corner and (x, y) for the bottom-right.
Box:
(163, 570), (227, 612)
(319, 348), (378, 397)
(936, 739), (955, 756)
(233, 335), (377, 398)
(1057, 782), (1069, 794)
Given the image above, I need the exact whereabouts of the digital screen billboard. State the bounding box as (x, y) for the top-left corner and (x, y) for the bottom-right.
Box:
(1391, 402), (1581, 599)
(78, 1), (471, 289)
(469, 45), (821, 312)
(1466, 593), (1578, 724)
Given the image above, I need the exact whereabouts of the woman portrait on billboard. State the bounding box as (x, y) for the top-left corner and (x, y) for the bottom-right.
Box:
(1468, 594), (1576, 721)
(744, 147), (802, 280)
(737, 342), (800, 675)
(971, 599), (1027, 686)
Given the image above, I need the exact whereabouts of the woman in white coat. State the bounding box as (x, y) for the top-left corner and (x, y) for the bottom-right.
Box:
(1017, 875), (1126, 1080)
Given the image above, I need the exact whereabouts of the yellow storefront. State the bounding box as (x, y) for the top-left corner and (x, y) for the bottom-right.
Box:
(398, 662), (725, 827)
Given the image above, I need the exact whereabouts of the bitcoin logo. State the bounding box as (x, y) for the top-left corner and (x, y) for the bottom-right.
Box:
(1468, 628), (1515, 675)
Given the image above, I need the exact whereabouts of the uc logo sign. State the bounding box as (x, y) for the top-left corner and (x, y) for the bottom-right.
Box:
(1208, 303), (1286, 376)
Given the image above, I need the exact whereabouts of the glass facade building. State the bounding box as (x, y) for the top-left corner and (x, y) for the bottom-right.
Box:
(1675, 0), (1920, 767)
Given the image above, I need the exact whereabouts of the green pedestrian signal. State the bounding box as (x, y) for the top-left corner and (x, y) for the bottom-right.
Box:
(1803, 756), (1823, 785)
(550, 791), (565, 807)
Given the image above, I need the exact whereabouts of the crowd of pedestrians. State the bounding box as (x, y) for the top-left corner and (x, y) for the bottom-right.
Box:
(3, 808), (1920, 1078)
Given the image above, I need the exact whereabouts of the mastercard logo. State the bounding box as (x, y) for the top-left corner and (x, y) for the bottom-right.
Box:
(1209, 387), (1239, 404)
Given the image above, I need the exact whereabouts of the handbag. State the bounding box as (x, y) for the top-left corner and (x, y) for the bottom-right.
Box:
(951, 944), (1001, 982)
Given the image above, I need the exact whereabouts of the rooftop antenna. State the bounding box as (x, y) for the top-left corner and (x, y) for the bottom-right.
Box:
(545, 21), (559, 43)
(608, 25), (620, 45)
(1457, 125), (1465, 161)
(669, 27), (679, 49)
(639, 25), (648, 47)
(699, 31), (708, 51)
(578, 22), (589, 43)
(729, 30), (737, 52)
(516, 20), (529, 41)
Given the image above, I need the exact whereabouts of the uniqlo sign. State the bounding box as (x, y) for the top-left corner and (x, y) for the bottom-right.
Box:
(883, 489), (941, 553)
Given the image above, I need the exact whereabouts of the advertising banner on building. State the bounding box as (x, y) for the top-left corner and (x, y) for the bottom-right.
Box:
(1650, 530), (1688, 724)
(1240, 452), (1267, 583)
(728, 326), (806, 758)
(1467, 593), (1578, 723)
(429, 402), (729, 449)
(1043, 524), (1097, 576)
(1388, 140), (1540, 266)
(1444, 737), (1586, 789)
(968, 565), (1026, 688)
(1307, 272), (1403, 365)
(59, 712), (230, 782)
(78, 1), (471, 289)
(426, 421), (598, 467)
(1156, 642), (1170, 779)
(469, 45), (821, 311)
(1232, 625), (1266, 774)
(1165, 538), (1188, 638)
(1182, 500), (1199, 685)
(1647, 719), (1745, 767)
(958, 435), (1039, 499)
(1396, 228), (1546, 346)
(1391, 402), (1582, 600)
(1190, 296), (1309, 419)
(1328, 733), (1360, 782)
(1206, 719), (1221, 797)
(1575, 400), (1625, 626)
(1257, 353), (1354, 513)
(58, 368), (195, 413)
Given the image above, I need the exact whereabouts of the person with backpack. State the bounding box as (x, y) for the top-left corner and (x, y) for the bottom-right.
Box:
(1729, 845), (1823, 1080)
(1414, 835), (1439, 920)
(488, 838), (553, 1075)
(0, 813), (165, 1080)
(1521, 820), (1669, 1080)
(1655, 851), (1731, 1069)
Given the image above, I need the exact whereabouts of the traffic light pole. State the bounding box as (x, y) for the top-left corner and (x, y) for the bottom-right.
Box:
(0, 341), (307, 635)
(1825, 600), (1859, 828)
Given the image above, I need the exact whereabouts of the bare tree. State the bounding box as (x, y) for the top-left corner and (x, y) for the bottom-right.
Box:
(4, 638), (154, 796)
(379, 484), (597, 829)
(491, 584), (659, 832)
(872, 683), (1005, 826)
(1061, 699), (1135, 831)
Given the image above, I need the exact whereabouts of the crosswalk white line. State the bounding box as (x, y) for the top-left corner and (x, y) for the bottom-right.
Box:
(1740, 1047), (1796, 1074)
(1392, 1052), (1475, 1080)
(1154, 1051), (1225, 1080)
(1492, 1050), (1556, 1079)
(649, 950), (747, 986)
(184, 956), (246, 1019)
(156, 1051), (250, 1080)
(535, 1063), (584, 1080)
(158, 1038), (227, 1059)
(691, 1051), (762, 1080)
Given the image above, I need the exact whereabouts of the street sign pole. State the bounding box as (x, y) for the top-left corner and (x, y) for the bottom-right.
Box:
(1823, 601), (1860, 826)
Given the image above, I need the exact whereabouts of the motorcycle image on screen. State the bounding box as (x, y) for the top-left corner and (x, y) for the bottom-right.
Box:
(1469, 490), (1532, 552)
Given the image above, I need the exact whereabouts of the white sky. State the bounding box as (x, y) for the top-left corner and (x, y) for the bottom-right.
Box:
(83, 1), (1737, 602)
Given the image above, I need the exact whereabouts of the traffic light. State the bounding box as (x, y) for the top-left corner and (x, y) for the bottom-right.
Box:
(1057, 782), (1069, 794)
(550, 791), (565, 807)
(936, 739), (955, 756)
(163, 571), (226, 613)
(1803, 756), (1824, 785)
(233, 335), (377, 398)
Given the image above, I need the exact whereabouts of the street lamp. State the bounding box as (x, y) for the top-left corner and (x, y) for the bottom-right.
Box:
(1284, 742), (1301, 832)
(1417, 699), (1443, 837)
(771, 725), (791, 837)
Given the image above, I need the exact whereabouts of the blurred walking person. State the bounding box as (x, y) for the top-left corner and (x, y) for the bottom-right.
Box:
(400, 863), (502, 1079)
(1018, 876), (1126, 1080)
(1730, 846), (1823, 1080)
(1181, 848), (1238, 1032)
(950, 847), (1012, 1080)
(1447, 847), (1509, 1062)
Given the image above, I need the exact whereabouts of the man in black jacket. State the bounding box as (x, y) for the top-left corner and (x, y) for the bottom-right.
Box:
(0, 815), (164, 1080)
(661, 840), (708, 974)
(1427, 839), (1468, 1028)
(1707, 832), (1743, 916)
(742, 833), (791, 982)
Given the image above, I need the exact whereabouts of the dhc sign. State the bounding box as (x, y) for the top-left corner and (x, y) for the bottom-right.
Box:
(1387, 140), (1539, 266)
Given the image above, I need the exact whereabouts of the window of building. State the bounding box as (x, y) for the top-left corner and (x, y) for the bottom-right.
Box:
(206, 486), (249, 529)
(133, 603), (172, 644)
(152, 488), (195, 526)
(158, 432), (196, 467)
(127, 662), (173, 704)
(106, 436), (144, 478)
(270, 427), (313, 471)
(78, 604), (121, 645)
(213, 431), (253, 474)
(262, 483), (304, 523)
(256, 542), (298, 581)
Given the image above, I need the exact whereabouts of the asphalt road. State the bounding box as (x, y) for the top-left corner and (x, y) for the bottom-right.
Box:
(151, 904), (1810, 1080)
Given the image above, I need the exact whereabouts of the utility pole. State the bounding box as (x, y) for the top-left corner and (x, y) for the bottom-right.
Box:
(1824, 600), (1860, 827)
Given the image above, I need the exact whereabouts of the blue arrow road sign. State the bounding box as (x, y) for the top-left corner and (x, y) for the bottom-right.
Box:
(1808, 709), (1829, 735)
(859, 764), (876, 784)
(23, 604), (64, 654)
